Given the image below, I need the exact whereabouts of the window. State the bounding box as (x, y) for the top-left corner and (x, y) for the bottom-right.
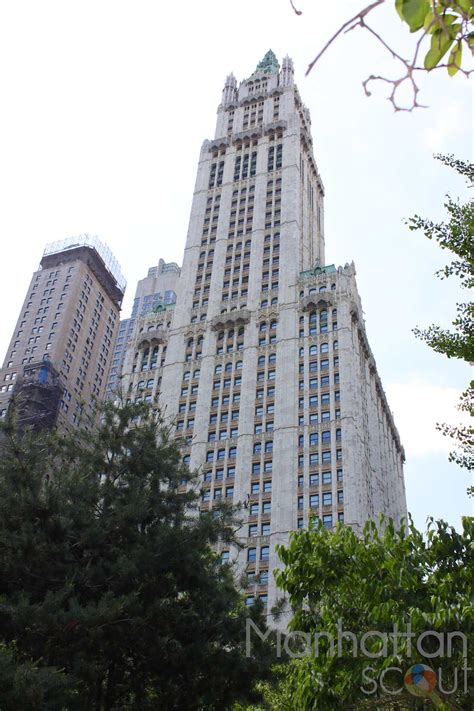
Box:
(260, 546), (270, 561)
(262, 501), (271, 514)
(261, 522), (270, 536)
(323, 492), (332, 506)
(251, 483), (260, 494)
(249, 524), (258, 537)
(309, 473), (319, 486)
(322, 451), (331, 463)
(250, 502), (259, 515)
(310, 494), (319, 508)
(322, 471), (332, 485)
(247, 548), (257, 562)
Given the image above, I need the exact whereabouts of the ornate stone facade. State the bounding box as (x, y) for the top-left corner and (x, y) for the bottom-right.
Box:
(121, 52), (407, 621)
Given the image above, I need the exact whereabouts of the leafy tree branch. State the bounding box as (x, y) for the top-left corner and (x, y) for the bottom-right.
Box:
(290, 1), (473, 111)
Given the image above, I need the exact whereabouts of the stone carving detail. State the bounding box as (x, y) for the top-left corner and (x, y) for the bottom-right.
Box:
(136, 328), (167, 348)
(210, 309), (251, 331)
(301, 293), (333, 311)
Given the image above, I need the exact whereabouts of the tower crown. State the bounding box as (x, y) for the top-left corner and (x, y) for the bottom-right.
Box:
(255, 49), (279, 74)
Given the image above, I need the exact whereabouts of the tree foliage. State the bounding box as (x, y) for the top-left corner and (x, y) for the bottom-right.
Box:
(0, 400), (273, 710)
(408, 155), (473, 488)
(291, 1), (473, 110)
(271, 517), (473, 710)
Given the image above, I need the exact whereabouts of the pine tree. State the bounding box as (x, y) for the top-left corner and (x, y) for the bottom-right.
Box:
(0, 400), (273, 710)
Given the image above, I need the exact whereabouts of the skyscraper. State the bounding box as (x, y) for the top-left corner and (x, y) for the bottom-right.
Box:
(121, 51), (407, 616)
(0, 235), (125, 431)
(106, 259), (180, 398)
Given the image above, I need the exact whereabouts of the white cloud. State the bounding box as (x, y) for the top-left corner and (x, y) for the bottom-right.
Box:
(386, 380), (469, 458)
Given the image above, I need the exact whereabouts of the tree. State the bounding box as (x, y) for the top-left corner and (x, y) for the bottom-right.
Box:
(271, 517), (473, 710)
(290, 1), (473, 111)
(0, 400), (273, 710)
(408, 155), (473, 492)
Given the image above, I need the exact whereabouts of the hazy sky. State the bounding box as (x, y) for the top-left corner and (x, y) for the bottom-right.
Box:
(0, 1), (472, 528)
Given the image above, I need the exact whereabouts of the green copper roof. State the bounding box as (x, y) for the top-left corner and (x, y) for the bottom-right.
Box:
(151, 302), (175, 314)
(256, 50), (279, 74)
(300, 264), (337, 279)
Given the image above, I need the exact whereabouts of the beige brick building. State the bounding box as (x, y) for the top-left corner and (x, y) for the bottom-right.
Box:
(0, 235), (125, 431)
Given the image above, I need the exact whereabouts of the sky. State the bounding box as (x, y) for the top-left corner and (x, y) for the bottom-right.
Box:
(0, 1), (472, 528)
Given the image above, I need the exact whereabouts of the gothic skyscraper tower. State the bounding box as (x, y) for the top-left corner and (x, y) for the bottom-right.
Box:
(121, 51), (406, 616)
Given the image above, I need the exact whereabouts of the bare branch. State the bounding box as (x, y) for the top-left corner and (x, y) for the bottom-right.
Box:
(305, 0), (386, 76)
(289, 0), (302, 16)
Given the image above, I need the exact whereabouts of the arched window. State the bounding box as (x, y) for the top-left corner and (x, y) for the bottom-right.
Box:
(259, 322), (267, 332)
(236, 360), (243, 369)
(309, 345), (317, 355)
(225, 362), (233, 372)
(215, 364), (222, 374)
(319, 286), (326, 293)
(183, 371), (191, 381)
(320, 343), (329, 353)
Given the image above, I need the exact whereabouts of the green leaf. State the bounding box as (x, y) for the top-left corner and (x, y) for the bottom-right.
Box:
(424, 27), (459, 69)
(395, 0), (431, 32)
(453, 0), (471, 14)
(448, 40), (463, 75)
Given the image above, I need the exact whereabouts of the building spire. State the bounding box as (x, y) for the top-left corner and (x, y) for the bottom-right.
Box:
(280, 55), (294, 86)
(221, 72), (237, 106)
